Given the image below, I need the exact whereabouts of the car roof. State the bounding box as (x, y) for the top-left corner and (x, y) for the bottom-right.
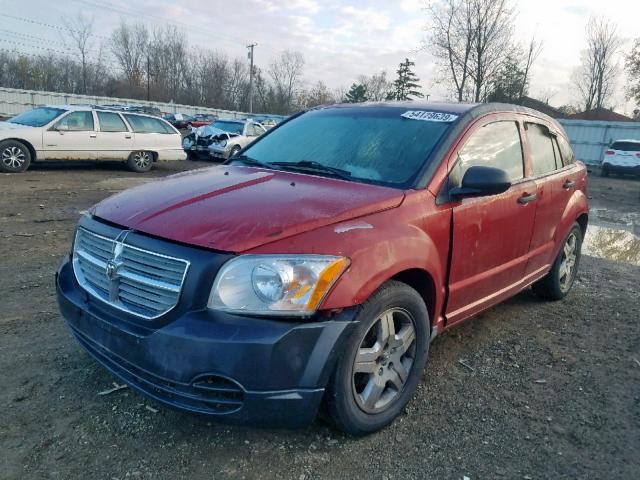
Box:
(41, 104), (167, 121)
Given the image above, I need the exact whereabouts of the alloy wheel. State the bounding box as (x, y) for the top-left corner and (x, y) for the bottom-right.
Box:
(559, 232), (578, 291)
(351, 308), (417, 414)
(2, 146), (26, 169)
(133, 151), (151, 169)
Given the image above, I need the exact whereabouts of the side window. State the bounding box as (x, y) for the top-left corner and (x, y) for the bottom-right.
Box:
(526, 123), (557, 175)
(557, 135), (576, 165)
(97, 112), (128, 132)
(455, 121), (524, 183)
(55, 111), (94, 131)
(247, 124), (262, 136)
(124, 115), (173, 134)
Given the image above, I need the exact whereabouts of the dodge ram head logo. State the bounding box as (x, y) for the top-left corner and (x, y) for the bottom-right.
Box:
(105, 258), (122, 280)
(105, 231), (130, 301)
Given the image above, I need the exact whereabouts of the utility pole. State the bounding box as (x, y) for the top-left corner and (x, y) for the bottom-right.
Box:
(247, 43), (257, 114)
(146, 53), (151, 102)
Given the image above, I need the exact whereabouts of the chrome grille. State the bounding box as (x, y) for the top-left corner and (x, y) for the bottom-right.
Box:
(72, 228), (189, 319)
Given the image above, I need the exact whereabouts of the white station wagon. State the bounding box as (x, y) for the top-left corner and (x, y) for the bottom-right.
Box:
(0, 105), (186, 173)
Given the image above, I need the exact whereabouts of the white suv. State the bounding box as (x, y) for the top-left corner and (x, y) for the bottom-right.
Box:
(601, 139), (640, 177)
(0, 105), (186, 173)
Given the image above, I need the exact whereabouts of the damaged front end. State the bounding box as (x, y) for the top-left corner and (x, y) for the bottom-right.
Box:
(183, 125), (238, 160)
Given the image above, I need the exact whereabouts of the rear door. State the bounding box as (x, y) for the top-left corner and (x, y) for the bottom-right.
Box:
(445, 118), (538, 325)
(95, 111), (134, 160)
(42, 111), (97, 160)
(523, 123), (579, 276)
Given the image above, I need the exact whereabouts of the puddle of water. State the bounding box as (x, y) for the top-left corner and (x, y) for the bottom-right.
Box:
(583, 224), (640, 266)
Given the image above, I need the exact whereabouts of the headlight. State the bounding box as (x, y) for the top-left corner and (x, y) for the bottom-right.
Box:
(208, 255), (349, 316)
(183, 138), (193, 148)
(218, 139), (227, 147)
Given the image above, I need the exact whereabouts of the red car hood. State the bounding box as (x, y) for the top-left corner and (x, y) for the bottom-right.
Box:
(92, 166), (405, 252)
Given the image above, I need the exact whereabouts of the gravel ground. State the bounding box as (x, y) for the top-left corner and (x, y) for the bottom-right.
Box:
(1, 160), (639, 480)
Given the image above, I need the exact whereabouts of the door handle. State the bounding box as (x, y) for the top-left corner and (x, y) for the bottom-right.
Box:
(563, 180), (575, 189)
(517, 193), (537, 204)
(125, 134), (132, 139)
(89, 133), (97, 138)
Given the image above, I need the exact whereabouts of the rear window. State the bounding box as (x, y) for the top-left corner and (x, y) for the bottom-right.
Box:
(526, 123), (558, 175)
(610, 141), (640, 152)
(124, 114), (174, 134)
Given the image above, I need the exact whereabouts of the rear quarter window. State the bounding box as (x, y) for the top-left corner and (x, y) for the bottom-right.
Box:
(124, 114), (175, 134)
(557, 135), (576, 165)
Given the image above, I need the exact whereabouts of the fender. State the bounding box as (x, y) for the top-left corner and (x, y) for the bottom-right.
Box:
(248, 192), (450, 322)
(552, 187), (589, 259)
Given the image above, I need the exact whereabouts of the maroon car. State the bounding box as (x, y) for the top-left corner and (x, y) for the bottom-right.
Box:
(56, 102), (588, 435)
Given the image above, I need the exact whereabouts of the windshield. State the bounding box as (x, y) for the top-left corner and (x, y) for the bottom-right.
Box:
(239, 107), (453, 188)
(9, 107), (65, 127)
(212, 120), (244, 135)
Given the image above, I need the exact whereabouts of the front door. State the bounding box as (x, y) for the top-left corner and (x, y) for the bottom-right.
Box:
(43, 111), (97, 160)
(445, 119), (538, 325)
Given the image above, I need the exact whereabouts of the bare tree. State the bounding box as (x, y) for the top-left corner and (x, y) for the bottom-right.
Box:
(269, 50), (305, 114)
(62, 14), (94, 94)
(357, 71), (392, 101)
(427, 0), (516, 102)
(519, 36), (543, 101)
(575, 17), (621, 110)
(110, 20), (149, 92)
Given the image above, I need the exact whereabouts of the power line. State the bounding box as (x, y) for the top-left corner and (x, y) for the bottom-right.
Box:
(247, 43), (257, 113)
(0, 13), (110, 40)
(72, 0), (270, 49)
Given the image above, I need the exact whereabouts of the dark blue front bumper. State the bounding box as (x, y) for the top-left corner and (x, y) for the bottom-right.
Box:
(56, 251), (356, 427)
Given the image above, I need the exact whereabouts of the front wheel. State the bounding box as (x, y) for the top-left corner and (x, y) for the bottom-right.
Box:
(325, 280), (430, 436)
(532, 222), (583, 300)
(229, 145), (242, 158)
(0, 140), (31, 173)
(127, 151), (153, 173)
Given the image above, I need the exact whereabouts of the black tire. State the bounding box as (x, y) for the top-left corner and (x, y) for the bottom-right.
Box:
(229, 145), (242, 158)
(126, 151), (153, 173)
(325, 280), (430, 436)
(0, 140), (31, 173)
(186, 151), (198, 161)
(600, 165), (610, 177)
(532, 222), (583, 300)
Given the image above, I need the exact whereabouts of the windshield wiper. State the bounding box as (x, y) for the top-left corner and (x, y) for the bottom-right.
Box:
(269, 160), (353, 181)
(228, 155), (272, 168)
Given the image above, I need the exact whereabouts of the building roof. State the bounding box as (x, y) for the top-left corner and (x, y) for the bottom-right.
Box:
(519, 96), (563, 118)
(567, 107), (635, 122)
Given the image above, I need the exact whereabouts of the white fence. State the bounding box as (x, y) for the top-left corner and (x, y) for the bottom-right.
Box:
(558, 119), (640, 165)
(0, 86), (254, 119)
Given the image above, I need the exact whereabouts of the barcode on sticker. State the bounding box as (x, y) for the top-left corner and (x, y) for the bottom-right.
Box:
(401, 111), (458, 122)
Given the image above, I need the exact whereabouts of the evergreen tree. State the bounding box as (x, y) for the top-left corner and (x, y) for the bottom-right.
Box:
(387, 58), (424, 101)
(344, 83), (368, 103)
(487, 56), (526, 103)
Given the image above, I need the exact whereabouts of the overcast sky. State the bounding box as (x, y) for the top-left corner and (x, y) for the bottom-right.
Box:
(1, 0), (639, 113)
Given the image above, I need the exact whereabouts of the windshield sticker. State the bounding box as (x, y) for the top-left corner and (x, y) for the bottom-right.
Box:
(401, 111), (458, 122)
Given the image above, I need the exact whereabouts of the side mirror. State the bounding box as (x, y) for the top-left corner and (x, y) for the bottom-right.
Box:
(449, 165), (511, 199)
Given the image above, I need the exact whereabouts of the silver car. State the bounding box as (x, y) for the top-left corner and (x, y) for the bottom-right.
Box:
(182, 119), (267, 160)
